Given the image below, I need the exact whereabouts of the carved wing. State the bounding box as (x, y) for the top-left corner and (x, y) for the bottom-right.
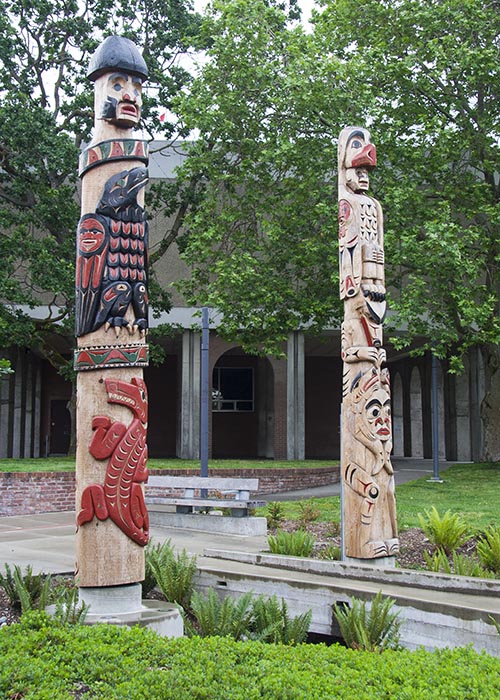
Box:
(75, 213), (109, 336)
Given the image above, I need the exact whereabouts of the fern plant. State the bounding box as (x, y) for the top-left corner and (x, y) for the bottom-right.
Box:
(332, 591), (402, 652)
(424, 549), (494, 578)
(142, 538), (175, 596)
(477, 526), (500, 575)
(418, 506), (469, 554)
(53, 586), (89, 625)
(0, 564), (52, 612)
(268, 530), (315, 557)
(251, 595), (311, 645)
(319, 544), (341, 561)
(147, 547), (197, 611)
(187, 589), (254, 640)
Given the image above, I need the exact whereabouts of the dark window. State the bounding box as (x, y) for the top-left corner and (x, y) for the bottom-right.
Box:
(212, 367), (253, 412)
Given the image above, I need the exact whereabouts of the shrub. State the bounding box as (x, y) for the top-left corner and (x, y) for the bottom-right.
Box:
(0, 564), (52, 612)
(142, 538), (176, 596)
(266, 501), (286, 529)
(332, 591), (402, 652)
(0, 616), (499, 698)
(147, 547), (197, 611)
(424, 549), (494, 578)
(477, 526), (500, 575)
(187, 589), (254, 640)
(268, 529), (315, 557)
(297, 498), (320, 526)
(251, 594), (311, 645)
(417, 506), (469, 554)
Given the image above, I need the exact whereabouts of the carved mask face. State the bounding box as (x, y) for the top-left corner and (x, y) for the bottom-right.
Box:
(100, 72), (143, 128)
(363, 387), (391, 442)
(345, 166), (370, 193)
(77, 215), (107, 256)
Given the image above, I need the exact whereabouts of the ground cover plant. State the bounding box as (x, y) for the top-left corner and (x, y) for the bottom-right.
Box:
(0, 613), (499, 699)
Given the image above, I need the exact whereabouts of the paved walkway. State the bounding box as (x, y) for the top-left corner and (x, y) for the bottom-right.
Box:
(0, 459), (454, 574)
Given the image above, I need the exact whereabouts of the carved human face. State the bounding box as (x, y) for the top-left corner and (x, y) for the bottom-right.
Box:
(345, 166), (370, 193)
(77, 215), (107, 256)
(100, 72), (143, 127)
(363, 388), (391, 442)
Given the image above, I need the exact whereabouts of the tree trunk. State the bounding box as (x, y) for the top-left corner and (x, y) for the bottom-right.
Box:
(480, 344), (500, 462)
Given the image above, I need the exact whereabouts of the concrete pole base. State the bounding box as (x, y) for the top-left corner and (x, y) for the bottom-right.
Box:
(342, 555), (396, 569)
(76, 583), (184, 637)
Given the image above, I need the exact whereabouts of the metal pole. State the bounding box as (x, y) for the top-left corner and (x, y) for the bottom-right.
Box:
(429, 352), (443, 482)
(200, 307), (209, 479)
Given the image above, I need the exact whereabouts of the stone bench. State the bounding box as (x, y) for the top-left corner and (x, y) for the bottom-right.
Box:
(145, 475), (266, 518)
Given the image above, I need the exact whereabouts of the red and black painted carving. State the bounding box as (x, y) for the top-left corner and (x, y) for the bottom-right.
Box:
(75, 167), (149, 337)
(77, 377), (149, 546)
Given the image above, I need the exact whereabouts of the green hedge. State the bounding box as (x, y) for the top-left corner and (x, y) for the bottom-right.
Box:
(0, 613), (499, 699)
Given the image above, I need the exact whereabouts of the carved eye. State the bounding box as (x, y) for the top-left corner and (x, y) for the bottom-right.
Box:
(113, 83), (122, 92)
(370, 408), (380, 418)
(351, 140), (362, 148)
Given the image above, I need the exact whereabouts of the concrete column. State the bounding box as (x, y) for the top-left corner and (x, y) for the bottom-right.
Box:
(32, 362), (42, 458)
(469, 346), (484, 462)
(12, 349), (23, 459)
(23, 361), (33, 458)
(286, 331), (305, 460)
(0, 361), (11, 458)
(179, 329), (201, 459)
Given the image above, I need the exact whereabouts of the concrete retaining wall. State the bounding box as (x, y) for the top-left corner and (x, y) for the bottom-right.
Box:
(196, 551), (500, 657)
(0, 466), (339, 516)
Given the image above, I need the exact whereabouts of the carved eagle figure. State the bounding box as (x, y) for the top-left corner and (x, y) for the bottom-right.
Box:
(75, 166), (149, 337)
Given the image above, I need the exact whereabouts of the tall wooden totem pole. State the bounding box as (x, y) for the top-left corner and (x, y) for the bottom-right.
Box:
(74, 36), (150, 599)
(338, 127), (399, 561)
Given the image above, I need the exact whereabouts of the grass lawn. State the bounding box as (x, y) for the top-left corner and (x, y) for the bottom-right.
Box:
(1, 458), (498, 532)
(259, 462), (500, 532)
(0, 457), (337, 473)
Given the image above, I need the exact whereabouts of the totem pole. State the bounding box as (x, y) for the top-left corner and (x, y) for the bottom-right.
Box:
(338, 127), (399, 561)
(75, 36), (150, 597)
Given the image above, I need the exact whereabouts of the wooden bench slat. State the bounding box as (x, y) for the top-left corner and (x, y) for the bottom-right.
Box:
(147, 476), (259, 491)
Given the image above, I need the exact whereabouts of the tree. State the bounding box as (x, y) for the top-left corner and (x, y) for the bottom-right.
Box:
(0, 0), (202, 380)
(175, 0), (350, 355)
(313, 0), (500, 459)
(176, 0), (500, 458)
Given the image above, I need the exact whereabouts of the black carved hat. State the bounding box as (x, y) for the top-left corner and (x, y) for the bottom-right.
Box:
(87, 36), (149, 82)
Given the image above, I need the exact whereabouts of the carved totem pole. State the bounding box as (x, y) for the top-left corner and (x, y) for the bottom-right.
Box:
(338, 127), (399, 560)
(75, 37), (150, 590)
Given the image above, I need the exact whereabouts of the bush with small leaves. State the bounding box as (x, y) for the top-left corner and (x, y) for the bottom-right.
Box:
(418, 506), (469, 555)
(477, 525), (500, 575)
(332, 591), (402, 652)
(266, 501), (286, 529)
(268, 529), (315, 557)
(0, 615), (500, 698)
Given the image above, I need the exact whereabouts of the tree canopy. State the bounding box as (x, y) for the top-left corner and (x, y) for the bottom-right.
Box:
(0, 0), (201, 373)
(177, 0), (499, 363)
